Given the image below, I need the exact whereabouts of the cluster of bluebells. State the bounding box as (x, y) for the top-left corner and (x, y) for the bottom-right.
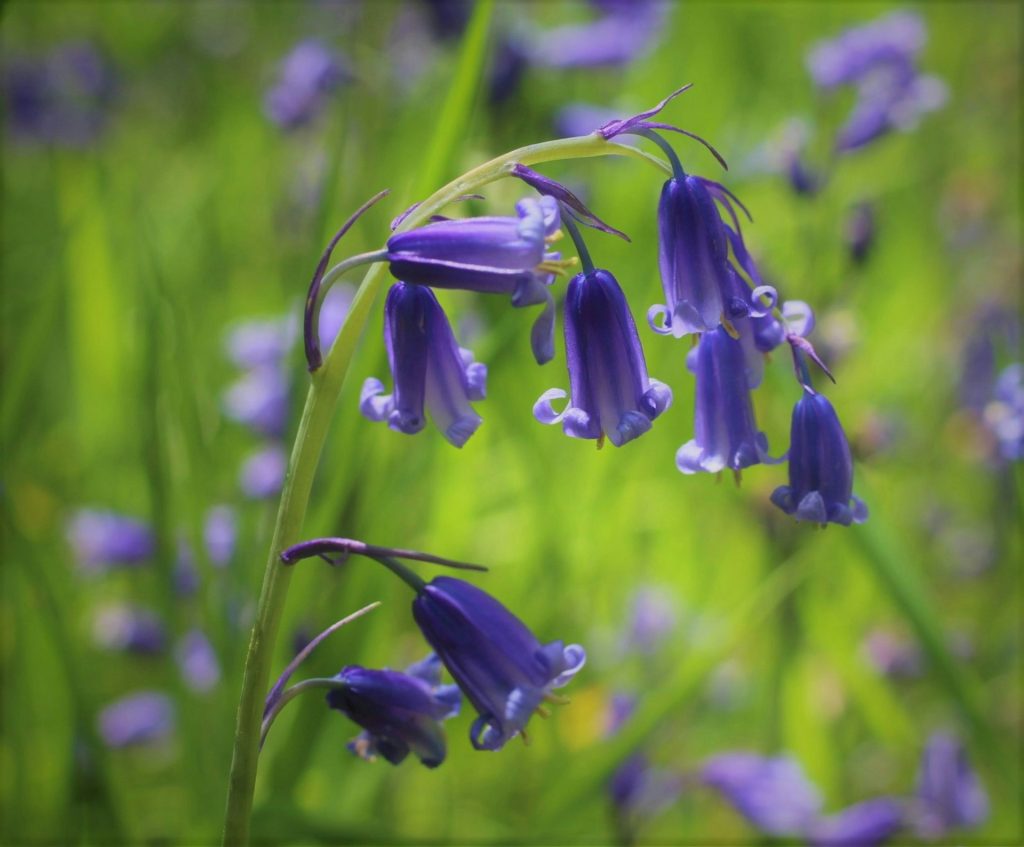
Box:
(223, 285), (352, 497)
(328, 87), (866, 525)
(64, 508), (224, 747)
(272, 538), (585, 767)
(603, 729), (986, 845)
(2, 40), (116, 148)
(263, 39), (350, 131)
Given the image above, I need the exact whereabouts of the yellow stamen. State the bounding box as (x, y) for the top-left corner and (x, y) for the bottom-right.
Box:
(537, 256), (579, 277)
(732, 469), (742, 487)
(545, 229), (565, 244)
(722, 316), (740, 339)
(544, 693), (571, 705)
(596, 434), (605, 450)
(536, 706), (551, 719)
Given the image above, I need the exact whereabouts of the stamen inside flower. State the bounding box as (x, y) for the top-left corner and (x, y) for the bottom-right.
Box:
(545, 229), (565, 244)
(537, 256), (579, 276)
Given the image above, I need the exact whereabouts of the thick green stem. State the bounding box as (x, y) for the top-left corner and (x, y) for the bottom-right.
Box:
(221, 133), (670, 846)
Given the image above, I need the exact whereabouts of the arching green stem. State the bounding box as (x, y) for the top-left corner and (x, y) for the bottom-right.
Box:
(561, 214), (595, 274)
(222, 132), (672, 846)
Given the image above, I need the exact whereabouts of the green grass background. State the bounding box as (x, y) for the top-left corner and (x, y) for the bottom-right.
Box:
(1, 1), (1021, 844)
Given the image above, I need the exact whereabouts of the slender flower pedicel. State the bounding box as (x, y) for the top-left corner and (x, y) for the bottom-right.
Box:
(534, 267), (672, 447)
(360, 282), (487, 447)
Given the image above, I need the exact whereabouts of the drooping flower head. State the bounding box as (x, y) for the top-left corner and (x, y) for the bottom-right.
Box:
(912, 733), (988, 837)
(534, 268), (672, 447)
(770, 386), (868, 526)
(67, 509), (154, 572)
(386, 196), (563, 363)
(411, 576), (585, 751)
(701, 752), (823, 836)
(676, 326), (772, 475)
(326, 654), (461, 768)
(360, 282), (487, 447)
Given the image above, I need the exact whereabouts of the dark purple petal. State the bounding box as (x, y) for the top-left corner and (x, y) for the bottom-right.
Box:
(845, 202), (876, 265)
(597, 84), (693, 139)
(536, 269), (670, 447)
(655, 176), (733, 336)
(412, 576), (585, 751)
(327, 664), (460, 768)
(360, 283), (485, 446)
(677, 327), (771, 474)
(770, 388), (866, 526)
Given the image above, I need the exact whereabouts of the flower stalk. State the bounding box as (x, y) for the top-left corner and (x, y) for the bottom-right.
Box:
(221, 132), (671, 846)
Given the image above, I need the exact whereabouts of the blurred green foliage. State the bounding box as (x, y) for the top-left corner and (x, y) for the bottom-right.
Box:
(1, 1), (1021, 844)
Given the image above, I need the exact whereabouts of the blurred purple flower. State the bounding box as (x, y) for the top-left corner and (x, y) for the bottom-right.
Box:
(223, 366), (290, 438)
(835, 68), (947, 152)
(609, 753), (684, 825)
(264, 39), (350, 130)
(3, 40), (116, 147)
(807, 797), (904, 847)
(327, 654), (461, 768)
(806, 11), (926, 90)
(203, 505), (237, 567)
(173, 536), (200, 596)
(239, 444), (287, 499)
(677, 326), (772, 474)
(488, 34), (531, 105)
(605, 692), (637, 736)
(985, 363), (1024, 461)
(530, 1), (666, 70)
(624, 586), (677, 654)
(318, 283), (354, 353)
(67, 509), (154, 572)
(771, 387), (868, 526)
(360, 283), (486, 447)
(176, 629), (221, 693)
(862, 629), (923, 679)
(412, 576), (585, 750)
(97, 692), (174, 748)
(701, 752), (823, 836)
(92, 605), (166, 655)
(224, 316), (295, 369)
(912, 733), (988, 837)
(534, 268), (672, 447)
(418, 0), (471, 41)
(845, 202), (876, 265)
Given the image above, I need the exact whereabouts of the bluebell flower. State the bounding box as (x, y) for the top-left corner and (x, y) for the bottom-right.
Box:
(770, 387), (868, 525)
(411, 576), (585, 750)
(67, 509), (154, 572)
(649, 175), (734, 337)
(223, 365), (290, 438)
(609, 753), (684, 826)
(263, 40), (349, 130)
(862, 629), (924, 679)
(239, 444), (287, 499)
(807, 798), (904, 847)
(386, 196), (562, 363)
(624, 586), (677, 654)
(203, 505), (237, 568)
(360, 282), (486, 447)
(97, 692), (174, 748)
(326, 655), (461, 768)
(806, 11), (925, 90)
(176, 629), (221, 693)
(418, 0), (472, 41)
(535, 268), (672, 447)
(676, 327), (772, 474)
(835, 68), (947, 152)
(529, 0), (666, 70)
(224, 316), (295, 369)
(701, 752), (823, 836)
(92, 605), (166, 655)
(3, 40), (116, 147)
(912, 733), (988, 837)
(846, 202), (876, 265)
(985, 363), (1024, 462)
